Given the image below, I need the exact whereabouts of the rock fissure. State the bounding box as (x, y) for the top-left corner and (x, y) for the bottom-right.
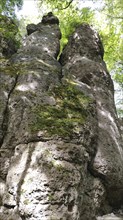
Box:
(0, 73), (19, 147)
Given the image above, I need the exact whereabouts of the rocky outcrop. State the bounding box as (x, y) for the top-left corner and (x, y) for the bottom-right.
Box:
(0, 13), (123, 220)
(60, 23), (123, 208)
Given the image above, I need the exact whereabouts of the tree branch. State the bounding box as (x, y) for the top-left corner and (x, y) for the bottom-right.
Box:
(59, 0), (73, 10)
(105, 13), (123, 19)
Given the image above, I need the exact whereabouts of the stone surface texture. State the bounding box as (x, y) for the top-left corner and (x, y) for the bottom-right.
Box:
(0, 13), (123, 220)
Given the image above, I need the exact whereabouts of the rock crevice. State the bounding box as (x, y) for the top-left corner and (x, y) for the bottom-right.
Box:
(0, 73), (19, 147)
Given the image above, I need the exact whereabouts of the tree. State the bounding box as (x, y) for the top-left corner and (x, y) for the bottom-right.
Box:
(101, 0), (123, 117)
(0, 0), (23, 17)
(0, 0), (23, 57)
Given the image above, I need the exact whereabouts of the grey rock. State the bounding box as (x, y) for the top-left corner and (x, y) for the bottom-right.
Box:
(60, 23), (104, 66)
(60, 23), (123, 216)
(42, 12), (59, 25)
(97, 213), (123, 220)
(26, 23), (37, 35)
(0, 14), (123, 220)
(26, 12), (60, 37)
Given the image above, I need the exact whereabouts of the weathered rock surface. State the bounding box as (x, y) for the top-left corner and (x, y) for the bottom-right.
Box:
(60, 22), (123, 203)
(0, 13), (123, 220)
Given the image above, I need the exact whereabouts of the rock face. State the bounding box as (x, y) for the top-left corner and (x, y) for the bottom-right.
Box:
(60, 24), (123, 208)
(0, 13), (123, 220)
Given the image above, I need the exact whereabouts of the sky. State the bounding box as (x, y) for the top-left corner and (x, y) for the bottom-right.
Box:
(16, 0), (103, 28)
(17, 0), (101, 18)
(16, 0), (39, 18)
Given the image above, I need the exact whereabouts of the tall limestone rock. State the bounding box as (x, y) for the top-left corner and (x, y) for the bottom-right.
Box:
(0, 13), (123, 220)
(60, 23), (123, 208)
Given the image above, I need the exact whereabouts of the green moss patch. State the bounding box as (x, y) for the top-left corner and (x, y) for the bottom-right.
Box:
(31, 82), (93, 138)
(0, 14), (20, 48)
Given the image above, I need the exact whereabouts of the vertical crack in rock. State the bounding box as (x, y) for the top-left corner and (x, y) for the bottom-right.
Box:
(0, 73), (19, 147)
(16, 144), (34, 207)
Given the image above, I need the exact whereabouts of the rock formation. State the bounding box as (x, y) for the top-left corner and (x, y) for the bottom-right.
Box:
(0, 13), (123, 220)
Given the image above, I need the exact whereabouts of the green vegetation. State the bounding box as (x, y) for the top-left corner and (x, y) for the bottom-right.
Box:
(37, 0), (123, 71)
(0, 62), (18, 75)
(23, 199), (30, 205)
(113, 72), (123, 88)
(0, 0), (23, 54)
(0, 14), (21, 55)
(37, 0), (95, 51)
(31, 82), (93, 138)
(0, 14), (18, 36)
(0, 0), (23, 17)
(48, 193), (54, 201)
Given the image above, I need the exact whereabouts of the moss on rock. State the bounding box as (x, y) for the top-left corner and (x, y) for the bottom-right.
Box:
(0, 14), (20, 57)
(31, 81), (93, 138)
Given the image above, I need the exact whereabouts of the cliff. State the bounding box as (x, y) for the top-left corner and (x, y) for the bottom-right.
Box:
(0, 13), (123, 220)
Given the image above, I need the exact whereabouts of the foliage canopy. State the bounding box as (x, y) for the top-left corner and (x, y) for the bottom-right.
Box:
(0, 0), (23, 16)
